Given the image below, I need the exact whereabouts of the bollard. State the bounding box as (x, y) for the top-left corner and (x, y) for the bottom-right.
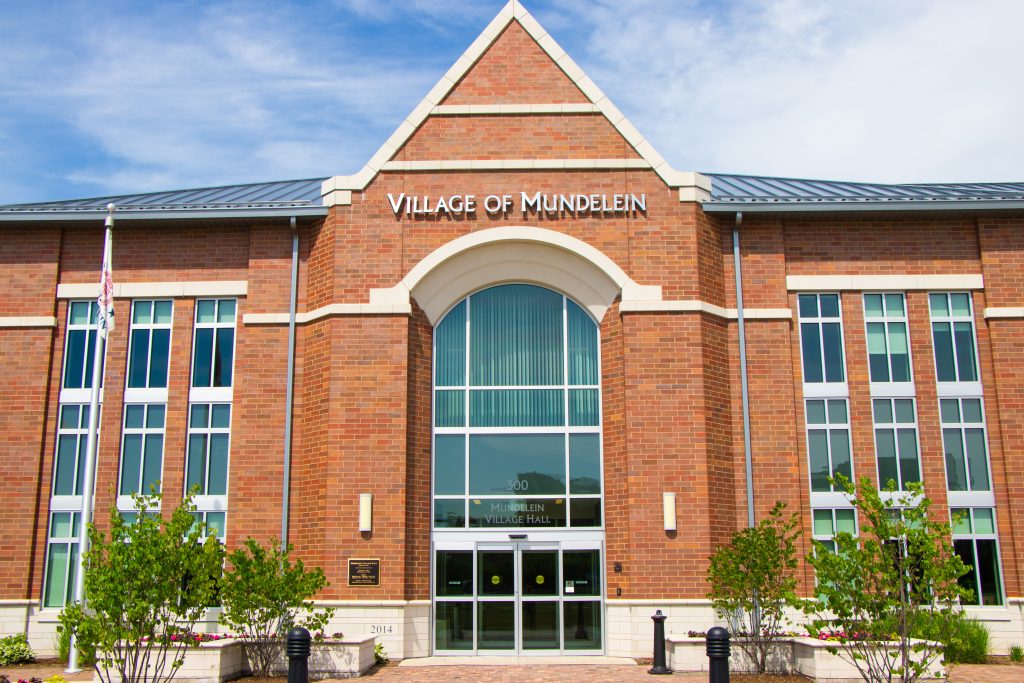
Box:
(648, 609), (672, 675)
(706, 626), (730, 683)
(287, 626), (311, 683)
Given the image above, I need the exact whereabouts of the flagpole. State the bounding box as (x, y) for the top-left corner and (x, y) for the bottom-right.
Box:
(67, 203), (115, 674)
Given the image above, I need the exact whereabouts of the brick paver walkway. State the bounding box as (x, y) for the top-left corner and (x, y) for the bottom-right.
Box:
(359, 665), (706, 681)
(949, 663), (1024, 682)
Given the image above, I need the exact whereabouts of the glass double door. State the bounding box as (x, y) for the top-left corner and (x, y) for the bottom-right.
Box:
(434, 541), (603, 654)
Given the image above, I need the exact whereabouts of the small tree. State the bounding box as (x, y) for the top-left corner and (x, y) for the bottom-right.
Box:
(707, 501), (804, 673)
(806, 475), (970, 683)
(219, 538), (332, 677)
(59, 493), (225, 683)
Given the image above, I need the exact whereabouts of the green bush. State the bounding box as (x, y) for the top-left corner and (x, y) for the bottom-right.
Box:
(55, 624), (95, 667)
(0, 633), (35, 666)
(1010, 644), (1024, 662)
(914, 612), (989, 664)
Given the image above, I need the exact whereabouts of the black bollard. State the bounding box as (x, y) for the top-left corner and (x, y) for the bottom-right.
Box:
(648, 609), (672, 675)
(706, 626), (730, 683)
(287, 626), (311, 683)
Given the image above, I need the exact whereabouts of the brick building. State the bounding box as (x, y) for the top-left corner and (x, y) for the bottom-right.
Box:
(3, 1), (1024, 659)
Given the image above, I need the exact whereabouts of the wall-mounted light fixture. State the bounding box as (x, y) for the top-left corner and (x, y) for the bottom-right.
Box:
(359, 493), (373, 532)
(663, 492), (677, 532)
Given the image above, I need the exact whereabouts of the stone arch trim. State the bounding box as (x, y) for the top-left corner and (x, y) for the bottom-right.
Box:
(369, 226), (661, 324)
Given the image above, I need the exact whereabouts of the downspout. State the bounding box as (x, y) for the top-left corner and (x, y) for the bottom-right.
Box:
(281, 216), (299, 549)
(733, 211), (755, 528)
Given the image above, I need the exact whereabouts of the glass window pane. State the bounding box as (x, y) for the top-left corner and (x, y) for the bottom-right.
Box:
(522, 550), (558, 597)
(149, 329), (170, 388)
(951, 509), (971, 535)
(830, 430), (852, 481)
(478, 551), (515, 596)
(192, 328), (214, 387)
(435, 602), (473, 650)
(873, 399), (892, 424)
(929, 293), (949, 316)
(468, 497), (567, 528)
(434, 435), (465, 496)
(197, 300), (216, 323)
(976, 539), (1002, 605)
(867, 323), (889, 382)
(563, 550), (600, 597)
(54, 436), (78, 496)
(822, 323), (845, 382)
(51, 512), (74, 538)
(932, 323), (956, 382)
(521, 600), (559, 649)
(70, 301), (91, 325)
(564, 601), (602, 650)
(477, 602), (515, 650)
(146, 404), (165, 428)
(207, 434), (229, 496)
(835, 509), (856, 535)
(120, 435), (142, 495)
(433, 499), (466, 528)
(214, 328), (234, 387)
(875, 430), (898, 489)
(186, 435), (207, 493)
(435, 550), (473, 597)
(953, 322), (978, 382)
(568, 389), (599, 426)
(973, 509), (995, 535)
(965, 429), (990, 490)
(864, 294), (883, 317)
(962, 399), (983, 424)
(134, 301), (152, 324)
(813, 510), (834, 536)
(127, 329), (150, 388)
(819, 294), (840, 318)
(469, 434), (565, 495)
(142, 435), (163, 492)
(951, 293), (971, 317)
(434, 390), (465, 427)
(125, 404), (145, 429)
(191, 404), (209, 428)
(60, 405), (80, 429)
(567, 300), (598, 385)
(570, 498), (601, 527)
(889, 323), (911, 382)
(808, 431), (830, 491)
(154, 300), (173, 324)
(953, 539), (979, 604)
(885, 294), (904, 316)
(798, 294), (819, 318)
(217, 299), (236, 323)
(800, 323), (823, 383)
(205, 512), (226, 540)
(64, 329), (86, 389)
(469, 389), (564, 427)
(569, 434), (601, 494)
(44, 544), (70, 608)
(943, 429), (967, 491)
(940, 399), (961, 424)
(435, 300), (466, 387)
(827, 399), (848, 424)
(806, 400), (826, 425)
(211, 404), (231, 428)
(469, 285), (563, 387)
(897, 429), (921, 485)
(894, 399), (915, 424)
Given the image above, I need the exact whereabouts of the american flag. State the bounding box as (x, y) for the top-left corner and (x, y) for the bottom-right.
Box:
(97, 227), (114, 338)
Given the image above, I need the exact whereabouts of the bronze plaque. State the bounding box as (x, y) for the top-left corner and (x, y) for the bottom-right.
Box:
(348, 558), (381, 586)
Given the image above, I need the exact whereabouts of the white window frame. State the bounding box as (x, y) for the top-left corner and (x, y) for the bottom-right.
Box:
(805, 398), (854, 507)
(929, 292), (982, 397)
(185, 402), (232, 517)
(117, 403), (166, 511)
(189, 299), (237, 403)
(950, 507), (1005, 607)
(797, 292), (849, 398)
(863, 292), (915, 397)
(124, 299), (174, 403)
(940, 397), (995, 507)
(811, 507), (857, 554)
(41, 511), (81, 609)
(871, 397), (923, 492)
(60, 300), (102, 404)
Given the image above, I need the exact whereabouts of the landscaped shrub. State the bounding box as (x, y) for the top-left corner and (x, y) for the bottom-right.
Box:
(0, 633), (35, 666)
(1010, 644), (1024, 662)
(913, 612), (989, 664)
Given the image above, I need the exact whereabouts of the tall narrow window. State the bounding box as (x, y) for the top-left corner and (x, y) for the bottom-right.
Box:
(52, 405), (92, 497)
(952, 508), (1003, 605)
(873, 398), (921, 490)
(432, 285), (602, 529)
(929, 293), (978, 384)
(186, 403), (231, 538)
(798, 293), (846, 384)
(864, 293), (911, 384)
(62, 301), (102, 391)
(127, 300), (173, 390)
(42, 512), (80, 608)
(192, 299), (236, 389)
(806, 399), (853, 492)
(118, 404), (165, 503)
(941, 398), (991, 493)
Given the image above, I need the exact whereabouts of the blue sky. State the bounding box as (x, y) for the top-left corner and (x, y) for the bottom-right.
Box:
(1, 0), (1022, 205)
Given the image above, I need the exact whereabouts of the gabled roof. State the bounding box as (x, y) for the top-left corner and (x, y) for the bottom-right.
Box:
(320, 0), (711, 207)
(0, 178), (328, 221)
(702, 173), (1024, 213)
